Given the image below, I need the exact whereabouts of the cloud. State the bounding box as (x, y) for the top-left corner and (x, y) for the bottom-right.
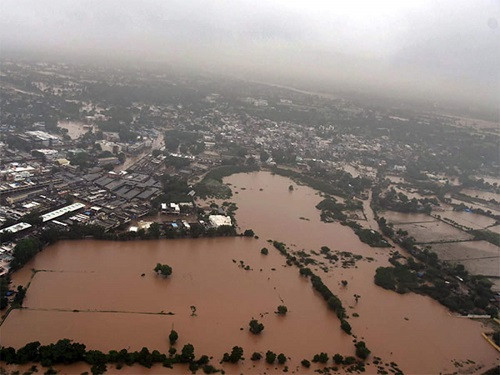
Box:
(1, 0), (498, 109)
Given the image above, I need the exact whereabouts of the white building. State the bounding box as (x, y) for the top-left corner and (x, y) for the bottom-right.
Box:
(41, 203), (86, 222)
(208, 215), (232, 228)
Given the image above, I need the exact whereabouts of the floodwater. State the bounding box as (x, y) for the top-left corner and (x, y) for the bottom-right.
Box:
(431, 240), (500, 277)
(57, 121), (92, 139)
(461, 189), (500, 203)
(439, 210), (497, 230)
(1, 172), (498, 374)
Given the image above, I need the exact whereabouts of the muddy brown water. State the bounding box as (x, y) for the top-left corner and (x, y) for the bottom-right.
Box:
(1, 172), (498, 374)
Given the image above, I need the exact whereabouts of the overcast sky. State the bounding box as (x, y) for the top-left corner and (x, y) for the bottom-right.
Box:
(1, 0), (498, 109)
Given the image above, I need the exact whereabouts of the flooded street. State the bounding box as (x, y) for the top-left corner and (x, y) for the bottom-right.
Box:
(1, 172), (498, 374)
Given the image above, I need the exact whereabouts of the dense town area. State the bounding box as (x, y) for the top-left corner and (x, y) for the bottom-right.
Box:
(1, 59), (499, 374)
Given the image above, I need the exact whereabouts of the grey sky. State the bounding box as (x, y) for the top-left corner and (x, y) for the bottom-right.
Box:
(1, 0), (498, 109)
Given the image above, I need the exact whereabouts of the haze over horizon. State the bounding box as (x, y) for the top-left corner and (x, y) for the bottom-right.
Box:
(1, 0), (499, 113)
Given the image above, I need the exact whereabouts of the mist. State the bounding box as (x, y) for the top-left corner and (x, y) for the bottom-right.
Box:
(1, 0), (498, 112)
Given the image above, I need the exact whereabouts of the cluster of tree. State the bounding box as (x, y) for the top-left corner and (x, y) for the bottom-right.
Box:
(221, 346), (244, 363)
(68, 151), (96, 169)
(272, 167), (370, 199)
(0, 275), (11, 310)
(471, 229), (500, 247)
(154, 174), (190, 204)
(10, 237), (43, 270)
(164, 129), (203, 154)
(354, 341), (371, 360)
(243, 229), (255, 237)
(309, 274), (350, 333)
(269, 241), (351, 334)
(264, 351), (286, 364)
(376, 188), (436, 214)
(460, 176), (499, 192)
(154, 263), (173, 277)
(451, 203), (499, 221)
(0, 339), (221, 375)
(352, 228), (390, 248)
(378, 216), (499, 317)
(303, 352), (364, 367)
(316, 197), (363, 223)
(195, 165), (259, 199)
(374, 252), (498, 317)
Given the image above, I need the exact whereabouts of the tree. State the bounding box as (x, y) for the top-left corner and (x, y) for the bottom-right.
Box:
(154, 263), (172, 277)
(265, 351), (276, 364)
(243, 229), (255, 237)
(13, 286), (26, 306)
(277, 353), (287, 364)
(340, 320), (352, 334)
(301, 359), (311, 368)
(250, 352), (262, 361)
(179, 344), (195, 363)
(260, 247), (268, 255)
(148, 223), (161, 239)
(333, 354), (343, 364)
(355, 341), (371, 360)
(249, 319), (264, 334)
(312, 352), (328, 363)
(10, 237), (42, 270)
(169, 330), (178, 345)
(276, 305), (288, 315)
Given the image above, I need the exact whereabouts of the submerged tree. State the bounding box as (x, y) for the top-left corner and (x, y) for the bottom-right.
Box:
(276, 305), (288, 315)
(222, 346), (244, 363)
(265, 351), (276, 364)
(168, 330), (178, 345)
(249, 319), (264, 334)
(154, 263), (172, 277)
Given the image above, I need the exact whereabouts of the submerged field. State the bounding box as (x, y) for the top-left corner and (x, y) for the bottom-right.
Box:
(1, 172), (498, 374)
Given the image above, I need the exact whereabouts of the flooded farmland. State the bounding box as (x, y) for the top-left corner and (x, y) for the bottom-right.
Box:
(431, 240), (500, 277)
(1, 172), (498, 374)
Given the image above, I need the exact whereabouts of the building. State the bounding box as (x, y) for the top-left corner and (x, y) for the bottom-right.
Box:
(208, 215), (232, 228)
(32, 149), (59, 161)
(41, 203), (86, 222)
(0, 222), (32, 234)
